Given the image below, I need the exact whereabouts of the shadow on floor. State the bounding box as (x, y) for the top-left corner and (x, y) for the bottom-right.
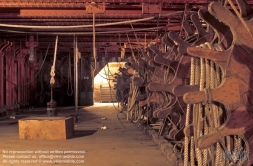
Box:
(8, 122), (18, 125)
(72, 130), (98, 139)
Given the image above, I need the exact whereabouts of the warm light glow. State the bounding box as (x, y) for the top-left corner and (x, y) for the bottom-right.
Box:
(94, 62), (125, 84)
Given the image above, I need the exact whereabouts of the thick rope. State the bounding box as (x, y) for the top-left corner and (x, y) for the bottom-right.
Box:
(226, 0), (253, 37)
(210, 60), (223, 166)
(50, 35), (58, 86)
(203, 58), (211, 166)
(184, 57), (195, 166)
(195, 58), (204, 166)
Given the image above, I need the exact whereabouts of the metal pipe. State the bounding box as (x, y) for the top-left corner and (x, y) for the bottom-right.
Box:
(75, 37), (78, 119)
(0, 11), (185, 29)
(92, 13), (96, 106)
(93, 13), (96, 71)
(74, 35), (78, 122)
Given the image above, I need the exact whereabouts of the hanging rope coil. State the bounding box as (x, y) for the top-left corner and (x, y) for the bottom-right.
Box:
(50, 35), (58, 85)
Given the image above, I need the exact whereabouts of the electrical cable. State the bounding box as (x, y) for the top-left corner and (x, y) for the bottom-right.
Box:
(3, 43), (50, 86)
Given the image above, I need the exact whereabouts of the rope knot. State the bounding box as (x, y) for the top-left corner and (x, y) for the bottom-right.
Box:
(50, 66), (55, 85)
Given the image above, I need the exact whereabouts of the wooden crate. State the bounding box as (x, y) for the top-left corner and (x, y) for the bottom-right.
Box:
(18, 117), (74, 140)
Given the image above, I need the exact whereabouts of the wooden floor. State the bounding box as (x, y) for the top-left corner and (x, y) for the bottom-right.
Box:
(0, 103), (170, 166)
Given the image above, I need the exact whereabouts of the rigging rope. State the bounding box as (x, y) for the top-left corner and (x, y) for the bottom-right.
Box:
(184, 57), (195, 166)
(126, 33), (137, 63)
(50, 35), (58, 85)
(49, 35), (58, 101)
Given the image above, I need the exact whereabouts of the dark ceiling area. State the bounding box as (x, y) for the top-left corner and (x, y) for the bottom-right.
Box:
(0, 0), (227, 57)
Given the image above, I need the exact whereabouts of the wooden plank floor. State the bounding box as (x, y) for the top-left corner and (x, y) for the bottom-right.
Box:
(0, 103), (171, 166)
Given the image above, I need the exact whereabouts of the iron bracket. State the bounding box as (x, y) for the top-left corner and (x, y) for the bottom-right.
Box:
(86, 2), (105, 13)
(142, 3), (161, 14)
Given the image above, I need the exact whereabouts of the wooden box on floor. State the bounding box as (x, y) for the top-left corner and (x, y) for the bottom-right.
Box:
(18, 117), (74, 140)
